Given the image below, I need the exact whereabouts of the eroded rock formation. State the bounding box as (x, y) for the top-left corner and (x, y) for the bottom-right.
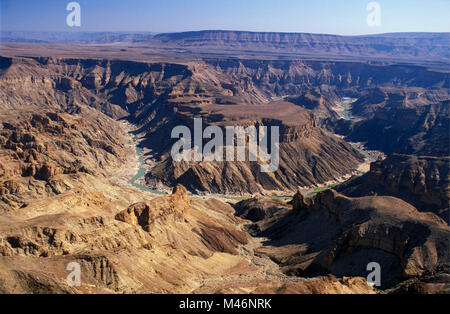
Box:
(237, 190), (449, 290)
(337, 154), (450, 222)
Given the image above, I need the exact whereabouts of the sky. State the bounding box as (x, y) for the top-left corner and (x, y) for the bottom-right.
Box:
(1, 0), (449, 35)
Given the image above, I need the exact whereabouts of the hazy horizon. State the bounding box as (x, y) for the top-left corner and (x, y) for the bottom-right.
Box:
(1, 29), (450, 37)
(1, 0), (450, 36)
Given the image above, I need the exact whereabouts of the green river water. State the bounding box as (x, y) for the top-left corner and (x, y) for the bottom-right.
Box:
(128, 99), (373, 199)
(129, 138), (167, 194)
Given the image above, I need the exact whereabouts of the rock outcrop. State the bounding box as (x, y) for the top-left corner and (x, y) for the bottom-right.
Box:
(2, 55), (448, 194)
(115, 185), (248, 257)
(237, 190), (449, 290)
(0, 108), (132, 212)
(0, 182), (374, 294)
(337, 154), (450, 222)
(0, 56), (375, 194)
(234, 196), (289, 223)
(346, 100), (449, 157)
(116, 185), (190, 232)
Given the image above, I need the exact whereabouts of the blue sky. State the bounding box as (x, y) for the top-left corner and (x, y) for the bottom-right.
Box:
(1, 0), (449, 35)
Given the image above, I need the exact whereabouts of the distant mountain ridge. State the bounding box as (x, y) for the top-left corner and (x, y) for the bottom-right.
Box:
(0, 31), (155, 44)
(2, 30), (449, 64)
(154, 30), (449, 42)
(151, 30), (450, 63)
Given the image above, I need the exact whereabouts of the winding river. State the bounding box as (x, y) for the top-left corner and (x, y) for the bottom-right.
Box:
(129, 137), (167, 194)
(339, 98), (381, 160)
(127, 98), (378, 199)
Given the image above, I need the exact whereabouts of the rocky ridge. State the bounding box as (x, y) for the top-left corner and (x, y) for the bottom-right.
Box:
(0, 183), (374, 294)
(236, 189), (449, 290)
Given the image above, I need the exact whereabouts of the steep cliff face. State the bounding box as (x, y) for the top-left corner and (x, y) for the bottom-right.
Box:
(236, 190), (449, 290)
(0, 185), (244, 293)
(0, 56), (193, 119)
(115, 185), (248, 257)
(0, 108), (132, 212)
(203, 59), (449, 96)
(145, 114), (364, 194)
(3, 31), (449, 64)
(152, 31), (450, 63)
(347, 101), (449, 156)
(349, 88), (449, 118)
(2, 56), (447, 119)
(0, 56), (372, 194)
(0, 183), (374, 294)
(337, 154), (450, 222)
(0, 55), (448, 195)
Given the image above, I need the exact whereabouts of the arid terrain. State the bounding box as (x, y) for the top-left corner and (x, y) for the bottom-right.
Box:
(0, 31), (448, 294)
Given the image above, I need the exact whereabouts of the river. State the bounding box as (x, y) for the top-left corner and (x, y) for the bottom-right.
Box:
(129, 136), (167, 194)
(340, 97), (354, 121)
(337, 97), (381, 160)
(127, 98), (379, 199)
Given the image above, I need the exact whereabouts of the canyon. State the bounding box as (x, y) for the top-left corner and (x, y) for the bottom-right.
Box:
(0, 31), (448, 294)
(2, 31), (449, 64)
